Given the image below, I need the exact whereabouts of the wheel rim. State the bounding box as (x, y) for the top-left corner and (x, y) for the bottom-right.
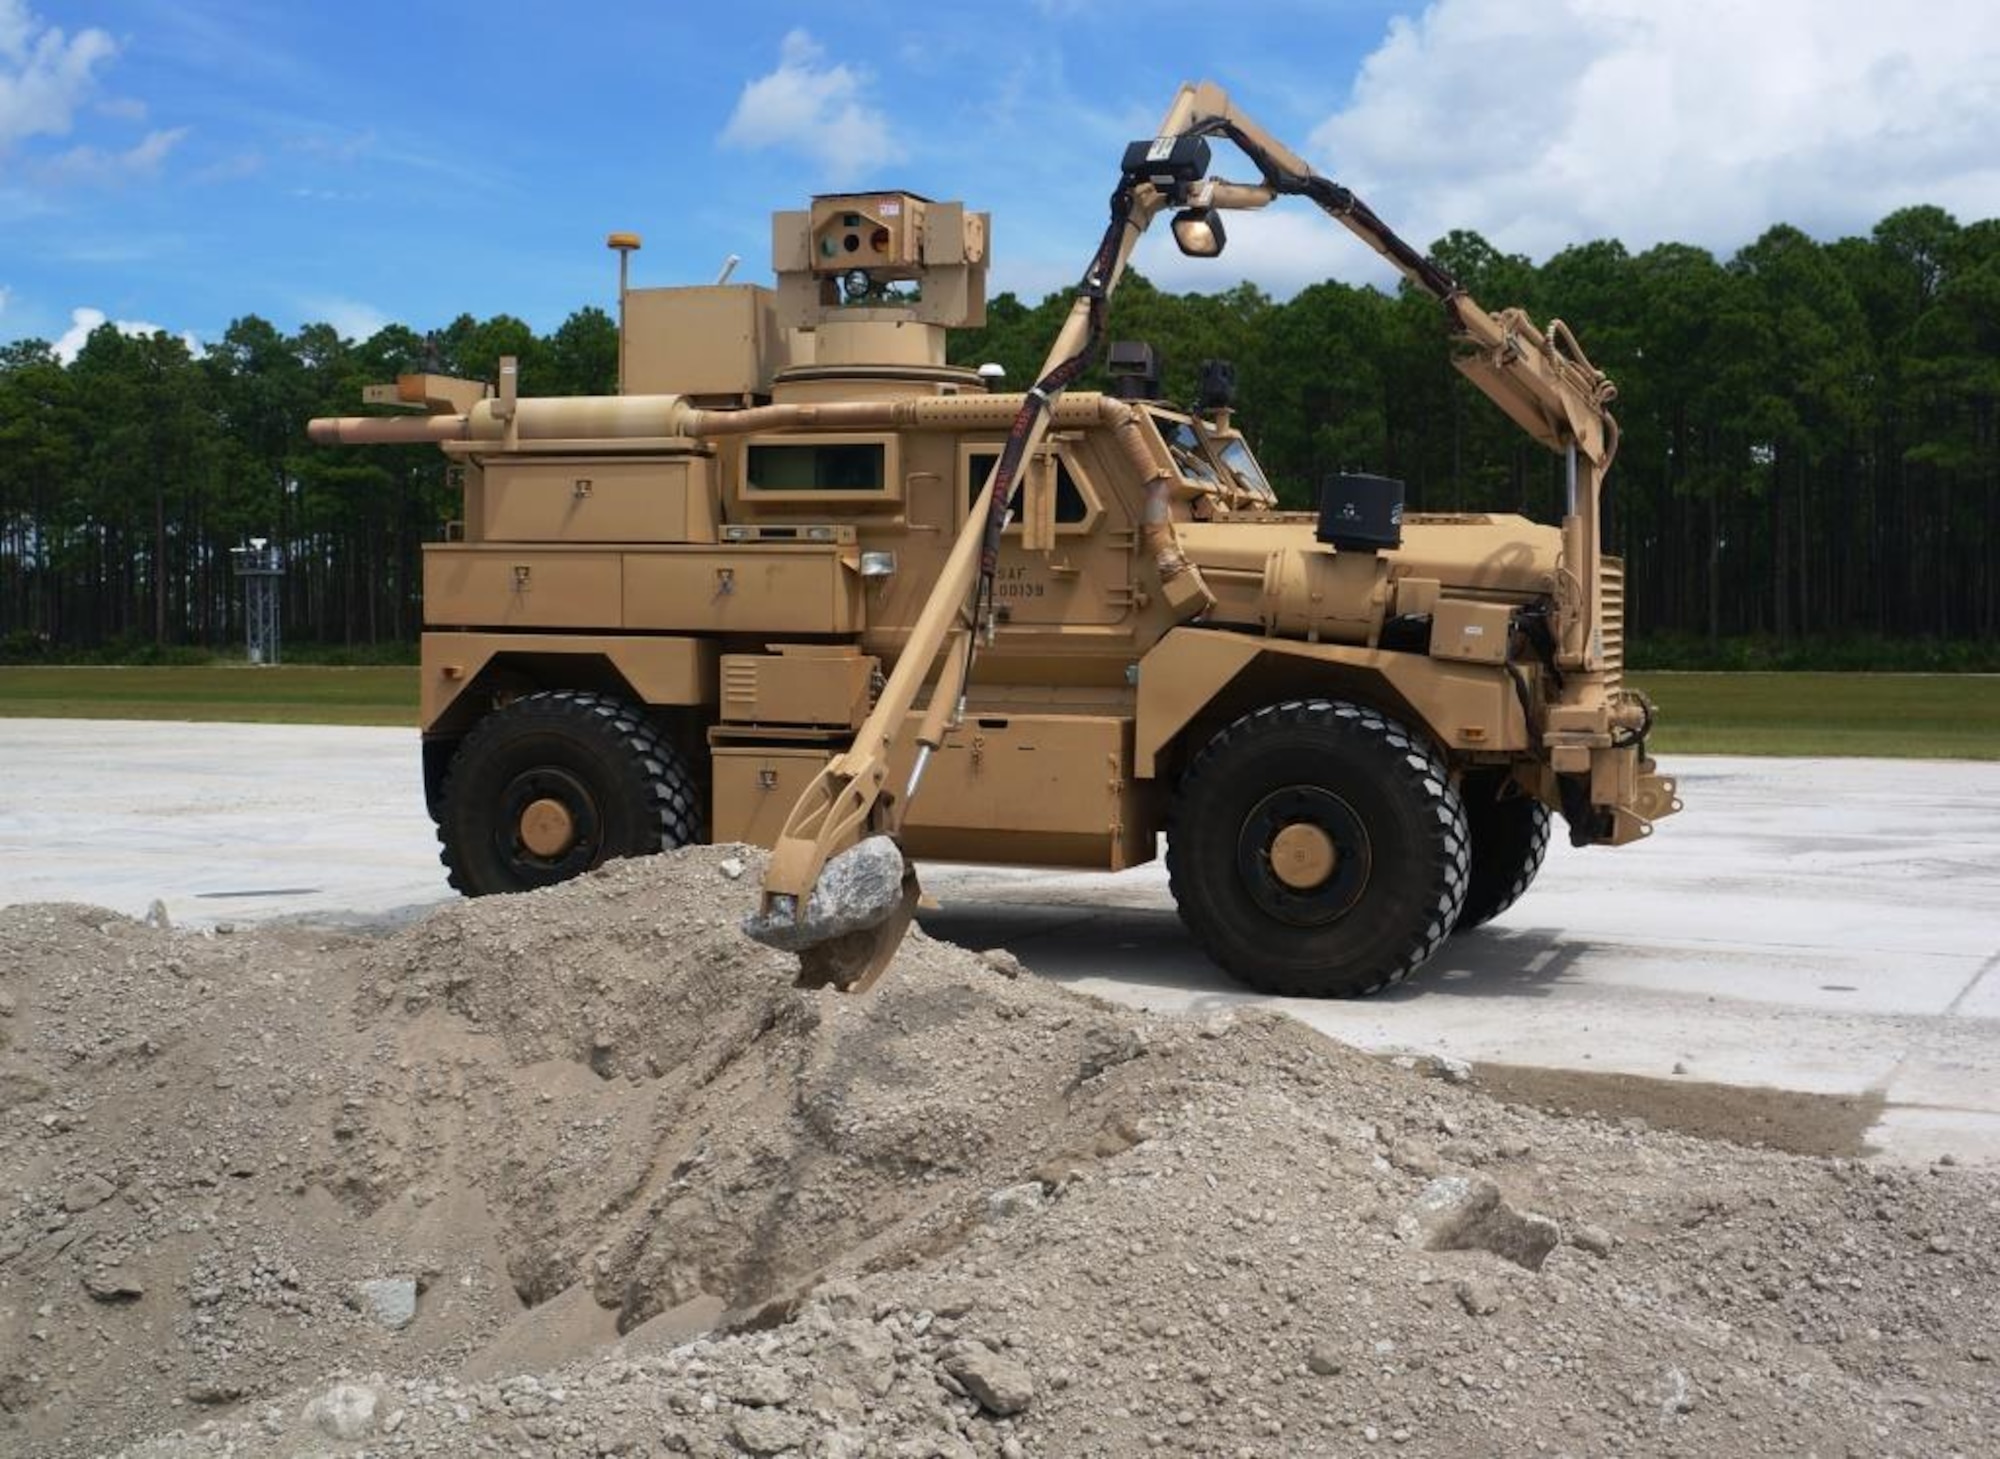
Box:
(496, 767), (603, 880)
(1236, 785), (1370, 926)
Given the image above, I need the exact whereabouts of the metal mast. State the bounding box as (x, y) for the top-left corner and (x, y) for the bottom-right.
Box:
(231, 539), (284, 665)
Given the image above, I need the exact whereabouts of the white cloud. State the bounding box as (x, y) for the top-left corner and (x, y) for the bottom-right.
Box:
(719, 29), (903, 181)
(0, 282), (11, 316)
(1135, 208), (1356, 300)
(37, 124), (185, 183)
(52, 305), (198, 363)
(303, 297), (391, 342)
(0, 0), (117, 152)
(1303, 0), (2000, 266)
(192, 148), (262, 185)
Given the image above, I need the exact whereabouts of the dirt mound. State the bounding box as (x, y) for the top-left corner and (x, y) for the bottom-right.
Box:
(0, 848), (1995, 1457)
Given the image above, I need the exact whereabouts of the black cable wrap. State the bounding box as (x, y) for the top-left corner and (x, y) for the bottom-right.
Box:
(973, 178), (1140, 629)
(1209, 120), (1469, 326)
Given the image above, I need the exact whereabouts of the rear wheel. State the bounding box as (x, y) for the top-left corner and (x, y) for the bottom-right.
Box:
(1167, 700), (1469, 998)
(438, 690), (700, 896)
(1454, 771), (1552, 932)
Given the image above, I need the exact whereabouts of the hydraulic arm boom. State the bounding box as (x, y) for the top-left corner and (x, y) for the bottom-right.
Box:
(747, 81), (1626, 986)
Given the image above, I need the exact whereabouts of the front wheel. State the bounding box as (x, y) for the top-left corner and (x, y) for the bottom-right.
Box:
(438, 690), (700, 896)
(1167, 700), (1469, 999)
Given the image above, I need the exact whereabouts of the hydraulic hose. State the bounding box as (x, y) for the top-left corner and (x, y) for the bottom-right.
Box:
(973, 177), (1141, 633)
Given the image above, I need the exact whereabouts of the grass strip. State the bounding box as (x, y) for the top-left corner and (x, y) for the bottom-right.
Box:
(2, 666), (1994, 759)
(1631, 671), (1999, 760)
(0, 666), (417, 727)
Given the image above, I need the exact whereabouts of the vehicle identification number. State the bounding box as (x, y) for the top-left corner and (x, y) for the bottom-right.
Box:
(995, 566), (1047, 600)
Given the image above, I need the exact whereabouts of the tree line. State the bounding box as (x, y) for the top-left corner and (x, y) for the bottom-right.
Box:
(3, 205), (1994, 662)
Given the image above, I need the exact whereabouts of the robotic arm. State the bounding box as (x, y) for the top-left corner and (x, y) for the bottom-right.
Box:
(747, 81), (1625, 988)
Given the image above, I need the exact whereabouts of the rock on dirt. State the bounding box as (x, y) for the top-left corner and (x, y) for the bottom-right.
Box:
(943, 1341), (1036, 1417)
(0, 848), (1995, 1458)
(355, 1277), (418, 1330)
(300, 1382), (377, 1441)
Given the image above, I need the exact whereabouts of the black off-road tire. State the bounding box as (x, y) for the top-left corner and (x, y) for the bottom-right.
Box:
(1453, 771), (1552, 933)
(438, 690), (700, 896)
(1166, 700), (1470, 999)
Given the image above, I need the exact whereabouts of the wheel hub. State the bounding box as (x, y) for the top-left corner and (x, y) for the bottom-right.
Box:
(1269, 821), (1338, 888)
(1237, 785), (1370, 927)
(496, 767), (603, 880)
(518, 797), (576, 858)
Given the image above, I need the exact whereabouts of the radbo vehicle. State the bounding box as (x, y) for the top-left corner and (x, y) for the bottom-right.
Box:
(311, 83), (1679, 998)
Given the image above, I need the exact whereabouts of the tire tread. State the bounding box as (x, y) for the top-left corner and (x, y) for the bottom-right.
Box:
(1166, 699), (1469, 998)
(438, 689), (699, 896)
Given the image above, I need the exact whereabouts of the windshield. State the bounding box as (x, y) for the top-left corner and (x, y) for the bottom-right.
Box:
(1152, 412), (1222, 486)
(1144, 407), (1277, 505)
(1217, 437), (1274, 499)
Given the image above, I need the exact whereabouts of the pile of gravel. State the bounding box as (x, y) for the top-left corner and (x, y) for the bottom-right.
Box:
(0, 847), (1993, 1457)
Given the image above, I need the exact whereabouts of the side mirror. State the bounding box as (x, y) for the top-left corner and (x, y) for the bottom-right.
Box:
(1171, 207), (1227, 258)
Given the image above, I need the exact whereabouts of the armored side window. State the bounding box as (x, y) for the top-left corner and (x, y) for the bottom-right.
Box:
(747, 442), (887, 492)
(964, 451), (1090, 524)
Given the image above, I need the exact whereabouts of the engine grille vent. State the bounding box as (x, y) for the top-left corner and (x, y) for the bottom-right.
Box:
(1599, 557), (1625, 689)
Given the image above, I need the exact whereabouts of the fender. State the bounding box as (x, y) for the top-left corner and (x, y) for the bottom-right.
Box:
(1133, 625), (1529, 777)
(421, 632), (717, 734)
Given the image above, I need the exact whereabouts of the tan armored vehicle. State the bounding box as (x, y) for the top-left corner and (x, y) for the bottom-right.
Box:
(312, 83), (1679, 998)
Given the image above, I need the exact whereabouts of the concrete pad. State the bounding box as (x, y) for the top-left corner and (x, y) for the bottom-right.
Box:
(0, 719), (450, 928)
(2, 724), (1997, 1165)
(920, 754), (2000, 1164)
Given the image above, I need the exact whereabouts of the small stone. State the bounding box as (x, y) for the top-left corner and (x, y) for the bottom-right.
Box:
(186, 1379), (246, 1406)
(1306, 1343), (1344, 1377)
(144, 899), (172, 929)
(303, 1382), (379, 1441)
(979, 948), (1027, 980)
(930, 1288), (977, 1319)
(1454, 1277), (1501, 1316)
(943, 1344), (1035, 1416)
(727, 1364), (793, 1408)
(820, 1324), (895, 1398)
(1936, 1152), (1958, 1167)
(731, 1409), (811, 1456)
(1571, 1224), (1615, 1259)
(1397, 1176), (1559, 1271)
(1431, 1056), (1473, 1085)
(60, 1174), (116, 1213)
(0, 989), (15, 1017)
(1926, 1233), (1955, 1255)
(1672, 1061), (1689, 1075)
(1077, 1025), (1147, 1082)
(987, 1183), (1046, 1220)
(718, 857), (747, 881)
(357, 1276), (419, 1330)
(812, 1279), (866, 1319)
(83, 1269), (145, 1303)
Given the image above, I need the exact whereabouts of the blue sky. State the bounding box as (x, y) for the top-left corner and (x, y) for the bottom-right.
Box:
(3, 0), (1996, 359)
